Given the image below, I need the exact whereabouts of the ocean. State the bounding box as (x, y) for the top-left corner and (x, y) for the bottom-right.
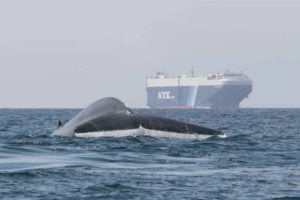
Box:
(0, 108), (299, 200)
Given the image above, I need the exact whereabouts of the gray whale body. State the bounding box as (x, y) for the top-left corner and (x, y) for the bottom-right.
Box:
(52, 97), (223, 137)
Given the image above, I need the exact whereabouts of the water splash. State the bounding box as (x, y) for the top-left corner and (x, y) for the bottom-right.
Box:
(75, 126), (225, 140)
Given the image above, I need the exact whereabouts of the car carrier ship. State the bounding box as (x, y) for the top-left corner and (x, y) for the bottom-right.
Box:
(146, 71), (252, 108)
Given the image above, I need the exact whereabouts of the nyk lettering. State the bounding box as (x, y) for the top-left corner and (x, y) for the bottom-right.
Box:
(158, 91), (175, 100)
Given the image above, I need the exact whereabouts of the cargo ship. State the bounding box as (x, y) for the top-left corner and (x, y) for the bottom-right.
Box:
(146, 71), (252, 108)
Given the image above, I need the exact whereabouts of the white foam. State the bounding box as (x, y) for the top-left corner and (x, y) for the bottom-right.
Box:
(75, 126), (226, 140)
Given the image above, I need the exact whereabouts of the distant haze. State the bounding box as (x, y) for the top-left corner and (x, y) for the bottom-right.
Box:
(0, 0), (299, 108)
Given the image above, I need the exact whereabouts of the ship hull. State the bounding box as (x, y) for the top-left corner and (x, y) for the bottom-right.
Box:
(147, 84), (252, 108)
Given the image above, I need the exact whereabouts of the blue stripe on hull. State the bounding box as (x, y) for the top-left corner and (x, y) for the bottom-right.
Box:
(196, 85), (252, 108)
(147, 85), (252, 108)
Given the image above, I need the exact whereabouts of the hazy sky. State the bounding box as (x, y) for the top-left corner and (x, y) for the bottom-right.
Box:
(0, 0), (299, 108)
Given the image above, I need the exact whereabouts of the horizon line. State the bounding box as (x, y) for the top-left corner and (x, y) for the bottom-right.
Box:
(0, 106), (300, 109)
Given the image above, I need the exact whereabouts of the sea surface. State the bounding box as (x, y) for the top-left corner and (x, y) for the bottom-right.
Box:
(0, 108), (299, 200)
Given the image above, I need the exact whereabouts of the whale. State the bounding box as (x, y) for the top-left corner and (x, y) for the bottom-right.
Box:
(52, 97), (224, 137)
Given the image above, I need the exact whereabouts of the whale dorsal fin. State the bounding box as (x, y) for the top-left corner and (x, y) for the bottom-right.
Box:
(58, 120), (63, 128)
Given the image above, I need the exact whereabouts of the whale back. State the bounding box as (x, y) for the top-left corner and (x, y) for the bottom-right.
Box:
(52, 97), (133, 136)
(52, 97), (223, 137)
(73, 97), (133, 122)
